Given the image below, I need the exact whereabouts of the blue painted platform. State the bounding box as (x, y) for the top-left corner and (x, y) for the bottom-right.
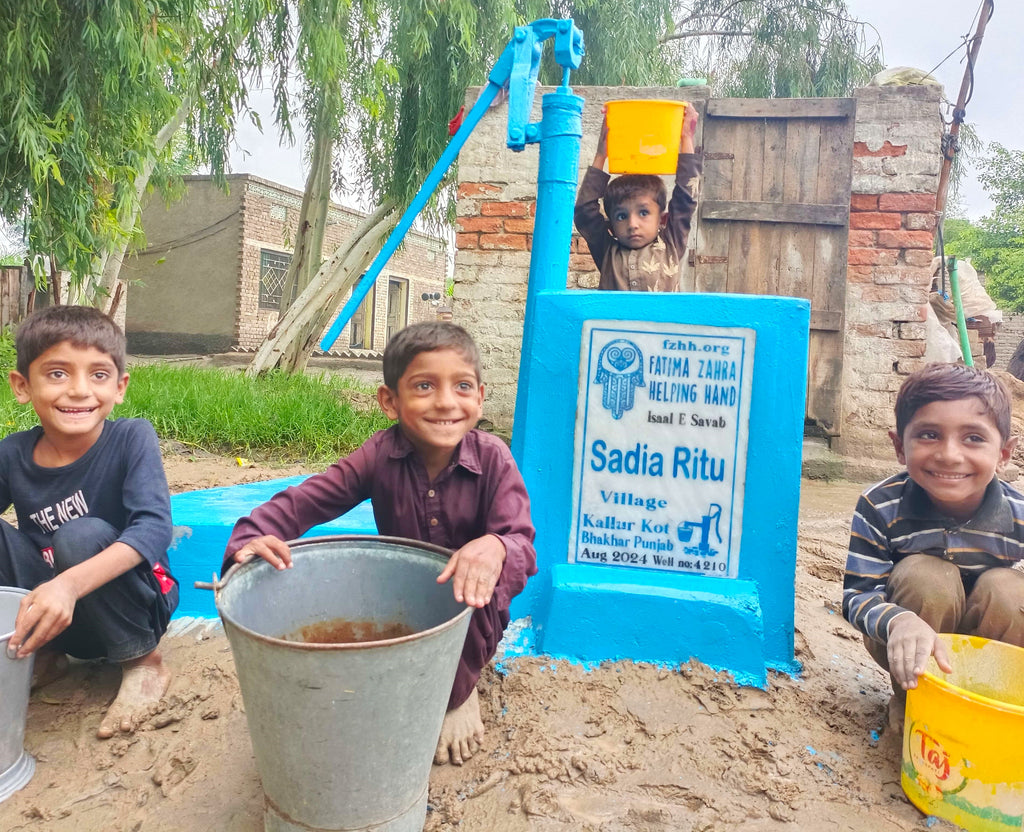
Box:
(511, 290), (809, 687)
(169, 476), (377, 618)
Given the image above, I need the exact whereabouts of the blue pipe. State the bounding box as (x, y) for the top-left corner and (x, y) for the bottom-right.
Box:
(511, 87), (583, 459)
(319, 55), (512, 351)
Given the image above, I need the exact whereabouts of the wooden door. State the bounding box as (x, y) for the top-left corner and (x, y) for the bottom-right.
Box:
(0, 268), (21, 327)
(386, 277), (408, 344)
(694, 98), (855, 437)
(349, 282), (376, 349)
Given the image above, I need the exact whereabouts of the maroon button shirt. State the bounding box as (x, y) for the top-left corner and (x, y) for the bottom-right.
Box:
(224, 426), (537, 708)
(224, 426), (537, 613)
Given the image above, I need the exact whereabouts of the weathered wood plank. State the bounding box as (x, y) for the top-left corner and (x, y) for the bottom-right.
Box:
(693, 98), (853, 436)
(816, 113), (856, 205)
(759, 120), (786, 297)
(762, 120), (787, 204)
(785, 118), (821, 204)
(730, 119), (752, 202)
(695, 108), (733, 293)
(806, 330), (844, 435)
(777, 229), (807, 301)
(707, 98), (856, 119)
(810, 309), (843, 331)
(807, 111), (854, 433)
(741, 119), (765, 202)
(700, 200), (848, 225)
(815, 115), (855, 317)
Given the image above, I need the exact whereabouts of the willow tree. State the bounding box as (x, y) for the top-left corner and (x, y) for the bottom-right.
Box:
(542, 0), (679, 85)
(249, 0), (381, 374)
(662, 0), (882, 96)
(248, 0), (520, 374)
(0, 0), (284, 309)
(250, 0), (882, 373)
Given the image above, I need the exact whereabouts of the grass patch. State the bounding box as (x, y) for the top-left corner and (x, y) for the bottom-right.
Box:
(0, 358), (392, 464)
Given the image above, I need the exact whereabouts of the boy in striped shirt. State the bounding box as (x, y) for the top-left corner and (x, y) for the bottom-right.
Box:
(843, 364), (1024, 723)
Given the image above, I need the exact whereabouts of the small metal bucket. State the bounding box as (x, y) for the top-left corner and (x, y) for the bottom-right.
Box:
(211, 536), (473, 832)
(0, 587), (36, 803)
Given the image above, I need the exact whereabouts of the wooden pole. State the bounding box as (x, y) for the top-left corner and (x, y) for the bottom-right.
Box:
(935, 0), (994, 218)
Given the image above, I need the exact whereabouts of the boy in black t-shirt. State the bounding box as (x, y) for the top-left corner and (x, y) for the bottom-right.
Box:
(0, 306), (177, 739)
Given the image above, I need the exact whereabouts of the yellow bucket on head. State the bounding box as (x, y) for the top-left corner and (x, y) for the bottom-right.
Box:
(902, 634), (1024, 832)
(605, 99), (686, 175)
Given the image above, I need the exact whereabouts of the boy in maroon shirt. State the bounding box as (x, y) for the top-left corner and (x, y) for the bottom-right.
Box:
(224, 322), (536, 766)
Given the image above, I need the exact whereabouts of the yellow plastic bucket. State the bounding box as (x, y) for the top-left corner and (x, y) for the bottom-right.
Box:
(605, 99), (686, 175)
(902, 634), (1024, 832)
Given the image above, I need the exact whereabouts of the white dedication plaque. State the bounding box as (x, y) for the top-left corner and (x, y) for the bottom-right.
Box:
(569, 321), (755, 578)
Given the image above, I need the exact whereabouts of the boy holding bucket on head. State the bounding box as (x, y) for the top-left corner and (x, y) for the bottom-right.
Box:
(0, 306), (177, 739)
(225, 321), (536, 766)
(843, 363), (1024, 728)
(574, 101), (702, 292)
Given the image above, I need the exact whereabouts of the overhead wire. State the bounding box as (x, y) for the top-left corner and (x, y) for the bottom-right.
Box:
(933, 1), (995, 303)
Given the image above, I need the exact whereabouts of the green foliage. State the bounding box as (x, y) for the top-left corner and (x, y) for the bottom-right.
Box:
(978, 143), (1024, 219)
(544, 0), (678, 85)
(943, 143), (1024, 312)
(667, 0), (882, 97)
(0, 1), (189, 279)
(0, 219), (27, 266)
(338, 0), (881, 221)
(0, 0), (287, 288)
(0, 362), (392, 462)
(0, 328), (16, 376)
(347, 0), (519, 220)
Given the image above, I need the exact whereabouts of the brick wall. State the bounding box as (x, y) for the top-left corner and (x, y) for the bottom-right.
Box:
(455, 85), (942, 459)
(994, 313), (1024, 371)
(837, 85), (942, 457)
(455, 85), (704, 420)
(234, 176), (447, 353)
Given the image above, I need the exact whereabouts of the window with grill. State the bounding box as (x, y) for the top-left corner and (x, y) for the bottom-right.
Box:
(259, 250), (292, 310)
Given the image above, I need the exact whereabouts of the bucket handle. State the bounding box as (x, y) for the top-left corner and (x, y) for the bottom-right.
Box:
(0, 629), (13, 646)
(194, 559), (251, 596)
(194, 570), (229, 593)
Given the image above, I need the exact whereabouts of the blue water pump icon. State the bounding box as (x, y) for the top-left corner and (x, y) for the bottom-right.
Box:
(677, 504), (722, 557)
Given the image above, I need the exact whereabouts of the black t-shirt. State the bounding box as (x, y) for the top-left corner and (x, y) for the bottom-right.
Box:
(0, 418), (173, 575)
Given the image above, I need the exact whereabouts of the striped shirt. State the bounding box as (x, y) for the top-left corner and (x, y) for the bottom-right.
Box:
(842, 472), (1024, 641)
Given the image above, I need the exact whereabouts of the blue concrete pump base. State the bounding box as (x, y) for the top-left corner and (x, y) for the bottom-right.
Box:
(510, 290), (810, 686)
(541, 564), (767, 687)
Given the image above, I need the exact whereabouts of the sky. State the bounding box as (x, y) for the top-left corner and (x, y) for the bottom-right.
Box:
(228, 0), (1020, 221)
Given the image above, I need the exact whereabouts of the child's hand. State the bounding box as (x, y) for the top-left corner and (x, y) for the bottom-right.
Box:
(437, 534), (506, 608)
(593, 114), (608, 170)
(887, 612), (953, 689)
(9, 576), (77, 658)
(232, 534), (293, 570)
(680, 102), (698, 154)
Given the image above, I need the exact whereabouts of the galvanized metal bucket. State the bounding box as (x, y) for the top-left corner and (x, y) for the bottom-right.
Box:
(0, 587), (36, 803)
(212, 536), (473, 832)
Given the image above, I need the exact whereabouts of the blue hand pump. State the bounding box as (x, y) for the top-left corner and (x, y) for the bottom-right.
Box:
(318, 23), (586, 458)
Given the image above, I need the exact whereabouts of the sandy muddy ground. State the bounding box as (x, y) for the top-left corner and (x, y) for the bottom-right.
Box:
(0, 451), (951, 832)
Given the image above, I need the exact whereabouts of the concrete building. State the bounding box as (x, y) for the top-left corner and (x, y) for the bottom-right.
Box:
(127, 174), (447, 355)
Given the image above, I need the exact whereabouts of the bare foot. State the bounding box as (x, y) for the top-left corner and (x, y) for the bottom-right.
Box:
(96, 650), (171, 739)
(434, 688), (485, 766)
(30, 648), (69, 690)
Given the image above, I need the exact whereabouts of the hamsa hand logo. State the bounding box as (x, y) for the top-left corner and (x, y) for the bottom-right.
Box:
(594, 339), (645, 420)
